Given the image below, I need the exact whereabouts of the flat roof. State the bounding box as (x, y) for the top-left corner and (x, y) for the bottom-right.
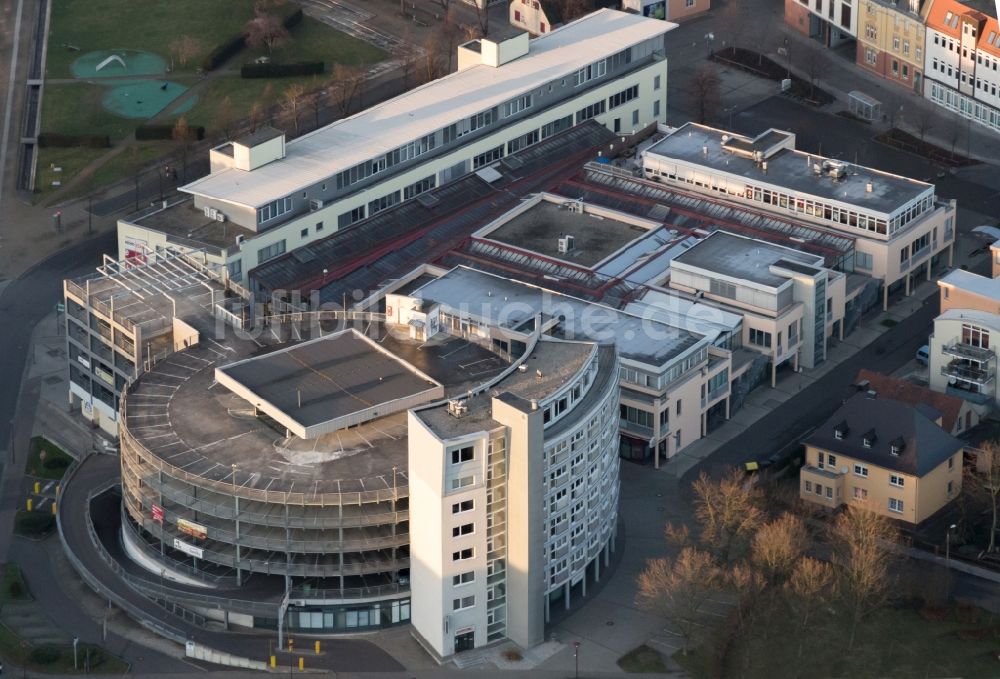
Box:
(131, 198), (254, 251)
(412, 266), (708, 366)
(235, 126), (283, 147)
(673, 231), (824, 287)
(645, 123), (933, 215)
(484, 200), (652, 267)
(181, 9), (673, 208)
(939, 268), (1000, 300)
(216, 329), (443, 437)
(125, 321), (510, 495)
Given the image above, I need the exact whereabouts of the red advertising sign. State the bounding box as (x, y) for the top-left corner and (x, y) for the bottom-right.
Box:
(152, 504), (164, 524)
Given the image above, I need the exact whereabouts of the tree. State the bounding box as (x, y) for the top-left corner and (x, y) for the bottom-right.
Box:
(727, 563), (768, 670)
(168, 35), (203, 70)
(803, 49), (828, 99)
(689, 65), (722, 125)
(331, 64), (364, 117)
(172, 116), (197, 183)
(438, 11), (462, 73)
(214, 95), (237, 141)
(751, 513), (809, 586)
(244, 10), (289, 56)
(913, 106), (937, 142)
(828, 506), (897, 650)
(636, 547), (721, 656)
(690, 469), (763, 563)
(307, 81), (328, 130)
(784, 557), (838, 658)
(281, 83), (306, 135)
(422, 32), (445, 81)
(557, 0), (594, 23)
(966, 440), (1000, 553)
(716, 0), (748, 53)
(431, 0), (452, 14)
(474, 1), (490, 37)
(249, 101), (264, 133)
(394, 44), (419, 89)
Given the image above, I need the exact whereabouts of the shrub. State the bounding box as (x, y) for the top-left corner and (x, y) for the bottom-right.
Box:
(41, 456), (70, 471)
(240, 61), (324, 78)
(136, 125), (205, 141)
(37, 133), (111, 148)
(29, 647), (60, 665)
(16, 513), (55, 536)
(8, 580), (23, 599)
(501, 649), (522, 662)
(201, 33), (245, 72)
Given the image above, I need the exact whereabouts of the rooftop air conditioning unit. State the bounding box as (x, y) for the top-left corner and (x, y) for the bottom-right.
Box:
(207, 207), (219, 220)
(447, 399), (468, 418)
(235, 234), (246, 247)
(215, 212), (226, 222)
(558, 235), (575, 254)
(310, 199), (323, 211)
(203, 206), (213, 218)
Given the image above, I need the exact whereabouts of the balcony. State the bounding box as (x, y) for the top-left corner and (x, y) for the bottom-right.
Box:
(942, 338), (995, 363)
(619, 418), (654, 439)
(941, 360), (995, 386)
(945, 384), (993, 405)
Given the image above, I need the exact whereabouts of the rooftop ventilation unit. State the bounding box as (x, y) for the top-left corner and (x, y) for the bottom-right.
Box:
(447, 400), (468, 418)
(558, 235), (575, 254)
(215, 211), (226, 222)
(310, 199), (323, 211)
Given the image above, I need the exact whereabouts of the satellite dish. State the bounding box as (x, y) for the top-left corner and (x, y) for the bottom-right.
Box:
(948, 376), (957, 385)
(841, 466), (848, 474)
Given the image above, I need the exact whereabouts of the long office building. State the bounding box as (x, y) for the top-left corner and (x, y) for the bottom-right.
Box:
(117, 9), (675, 285)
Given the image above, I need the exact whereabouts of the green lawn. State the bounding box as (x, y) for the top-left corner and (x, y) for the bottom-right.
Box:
(35, 146), (108, 200)
(13, 512), (55, 539)
(46, 0), (270, 78)
(675, 606), (1000, 679)
(618, 645), (668, 673)
(0, 564), (31, 605)
(40, 84), (134, 139)
(244, 16), (387, 68)
(24, 437), (74, 481)
(0, 621), (129, 674)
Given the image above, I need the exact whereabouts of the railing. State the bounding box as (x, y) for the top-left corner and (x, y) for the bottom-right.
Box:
(702, 384), (729, 408)
(941, 338), (995, 363)
(945, 385), (992, 405)
(941, 361), (995, 385)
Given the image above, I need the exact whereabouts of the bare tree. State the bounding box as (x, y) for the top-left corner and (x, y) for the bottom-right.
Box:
(214, 96), (237, 141)
(727, 563), (768, 670)
(169, 35), (204, 70)
(689, 65), (722, 125)
(422, 32), (444, 81)
(691, 468), (763, 563)
(306, 80), (328, 130)
(171, 116), (197, 182)
(438, 11), (462, 73)
(913, 106), (938, 142)
(249, 101), (264, 133)
(803, 49), (828, 99)
(281, 83), (306, 135)
(784, 557), (838, 658)
(431, 0), (452, 16)
(828, 506), (897, 650)
(394, 44), (419, 89)
(966, 441), (1000, 553)
(244, 10), (290, 56)
(557, 0), (594, 23)
(636, 547), (721, 656)
(474, 2), (490, 37)
(751, 513), (810, 586)
(331, 64), (364, 117)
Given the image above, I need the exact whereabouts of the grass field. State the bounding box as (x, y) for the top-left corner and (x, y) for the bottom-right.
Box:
(35, 147), (108, 200)
(245, 16), (386, 68)
(675, 606), (1000, 678)
(25, 437), (74, 480)
(0, 564), (31, 605)
(40, 83), (136, 140)
(0, 621), (129, 674)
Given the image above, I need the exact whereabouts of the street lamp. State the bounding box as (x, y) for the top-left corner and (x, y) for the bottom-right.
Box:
(945, 523), (957, 565)
(73, 636), (79, 670)
(573, 641), (581, 679)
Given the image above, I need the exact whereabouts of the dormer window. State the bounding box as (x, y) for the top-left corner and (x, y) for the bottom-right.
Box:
(834, 420), (849, 440)
(889, 436), (905, 456)
(862, 429), (877, 448)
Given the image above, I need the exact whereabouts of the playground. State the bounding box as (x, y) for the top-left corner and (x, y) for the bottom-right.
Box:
(69, 50), (196, 120)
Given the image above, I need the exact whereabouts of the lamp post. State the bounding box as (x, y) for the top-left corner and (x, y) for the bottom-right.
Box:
(945, 523), (957, 565)
(573, 641), (580, 679)
(73, 637), (79, 670)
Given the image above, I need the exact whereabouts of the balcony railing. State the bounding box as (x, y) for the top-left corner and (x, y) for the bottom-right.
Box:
(941, 360), (995, 385)
(945, 385), (992, 405)
(942, 338), (995, 363)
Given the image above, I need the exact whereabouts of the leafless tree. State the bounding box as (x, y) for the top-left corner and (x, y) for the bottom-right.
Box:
(422, 33), (445, 81)
(689, 65), (722, 125)
(803, 49), (828, 99)
(828, 506), (898, 650)
(966, 441), (1000, 553)
(249, 101), (264, 133)
(727, 563), (768, 670)
(439, 11), (462, 73)
(784, 557), (838, 658)
(281, 83), (306, 135)
(169, 35), (204, 70)
(214, 95), (237, 141)
(244, 10), (289, 56)
(431, 0), (452, 16)
(913, 106), (938, 142)
(557, 0), (594, 23)
(751, 513), (810, 586)
(306, 80), (329, 129)
(332, 64), (364, 117)
(636, 547), (721, 656)
(716, 0), (748, 54)
(394, 44), (419, 89)
(474, 2), (490, 37)
(691, 468), (762, 563)
(172, 116), (197, 182)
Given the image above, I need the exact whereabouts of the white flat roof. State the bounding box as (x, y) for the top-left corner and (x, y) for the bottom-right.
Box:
(939, 268), (1000, 300)
(182, 9), (674, 209)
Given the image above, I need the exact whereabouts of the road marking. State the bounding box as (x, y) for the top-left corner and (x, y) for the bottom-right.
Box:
(0, 0), (25, 217)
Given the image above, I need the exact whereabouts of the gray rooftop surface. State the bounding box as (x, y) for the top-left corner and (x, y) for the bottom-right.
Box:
(413, 266), (707, 365)
(485, 201), (651, 267)
(236, 125), (283, 147)
(216, 330), (442, 430)
(673, 230), (824, 287)
(645, 123), (933, 215)
(132, 199), (254, 252)
(124, 321), (509, 495)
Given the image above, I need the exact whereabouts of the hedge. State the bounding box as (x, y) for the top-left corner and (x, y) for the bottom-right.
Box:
(201, 7), (305, 72)
(135, 124), (206, 141)
(37, 132), (110, 148)
(240, 61), (324, 78)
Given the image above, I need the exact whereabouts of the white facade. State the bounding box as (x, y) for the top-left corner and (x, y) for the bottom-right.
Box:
(929, 308), (1000, 406)
(142, 10), (675, 285)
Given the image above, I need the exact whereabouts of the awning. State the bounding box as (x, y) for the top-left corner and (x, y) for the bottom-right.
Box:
(408, 318), (425, 328)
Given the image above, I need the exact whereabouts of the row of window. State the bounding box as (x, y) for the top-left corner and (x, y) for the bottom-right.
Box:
(257, 197), (292, 225)
(929, 82), (1000, 133)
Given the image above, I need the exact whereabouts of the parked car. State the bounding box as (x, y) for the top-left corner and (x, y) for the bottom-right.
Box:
(916, 345), (930, 365)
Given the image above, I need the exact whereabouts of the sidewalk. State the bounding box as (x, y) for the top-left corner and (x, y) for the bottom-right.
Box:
(775, 29), (1000, 165)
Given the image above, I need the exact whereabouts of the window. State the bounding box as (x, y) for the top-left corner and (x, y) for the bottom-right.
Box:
(825, 486), (833, 500)
(948, 480), (954, 495)
(889, 474), (905, 488)
(452, 499), (474, 514)
(368, 190), (400, 216)
(452, 595), (475, 611)
(962, 324), (990, 349)
(541, 115), (573, 139)
(903, 40), (910, 55)
(686, 0), (694, 6)
(827, 454), (837, 468)
(654, 75), (662, 90)
(804, 480), (813, 493)
(451, 476), (474, 490)
(472, 145), (504, 169)
(503, 94), (532, 118)
(653, 100), (661, 117)
(452, 523), (474, 537)
(815, 483), (823, 496)
(256, 240), (286, 264)
(453, 571), (475, 586)
(817, 452), (825, 469)
(892, 59), (899, 76)
(315, 221), (324, 232)
(676, 399), (682, 416)
(749, 328), (773, 348)
(300, 228), (308, 238)
(853, 463), (869, 478)
(576, 100), (606, 123)
(632, 109), (639, 126)
(710, 279), (737, 299)
(452, 548), (474, 561)
(227, 259), (242, 279)
(948, 456), (955, 470)
(573, 60), (607, 87)
(608, 85), (639, 110)
(257, 197), (293, 224)
(888, 498), (904, 513)
(404, 175), (436, 200)
(855, 251), (873, 270)
(893, 36), (900, 50)
(338, 205), (365, 229)
(451, 446), (474, 464)
(853, 486), (868, 500)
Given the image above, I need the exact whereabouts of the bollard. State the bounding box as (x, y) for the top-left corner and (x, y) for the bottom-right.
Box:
(288, 638), (294, 652)
(314, 640), (320, 654)
(51, 502), (57, 515)
(270, 655), (276, 668)
(298, 657), (304, 671)
(33, 481), (39, 494)
(26, 499), (32, 512)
